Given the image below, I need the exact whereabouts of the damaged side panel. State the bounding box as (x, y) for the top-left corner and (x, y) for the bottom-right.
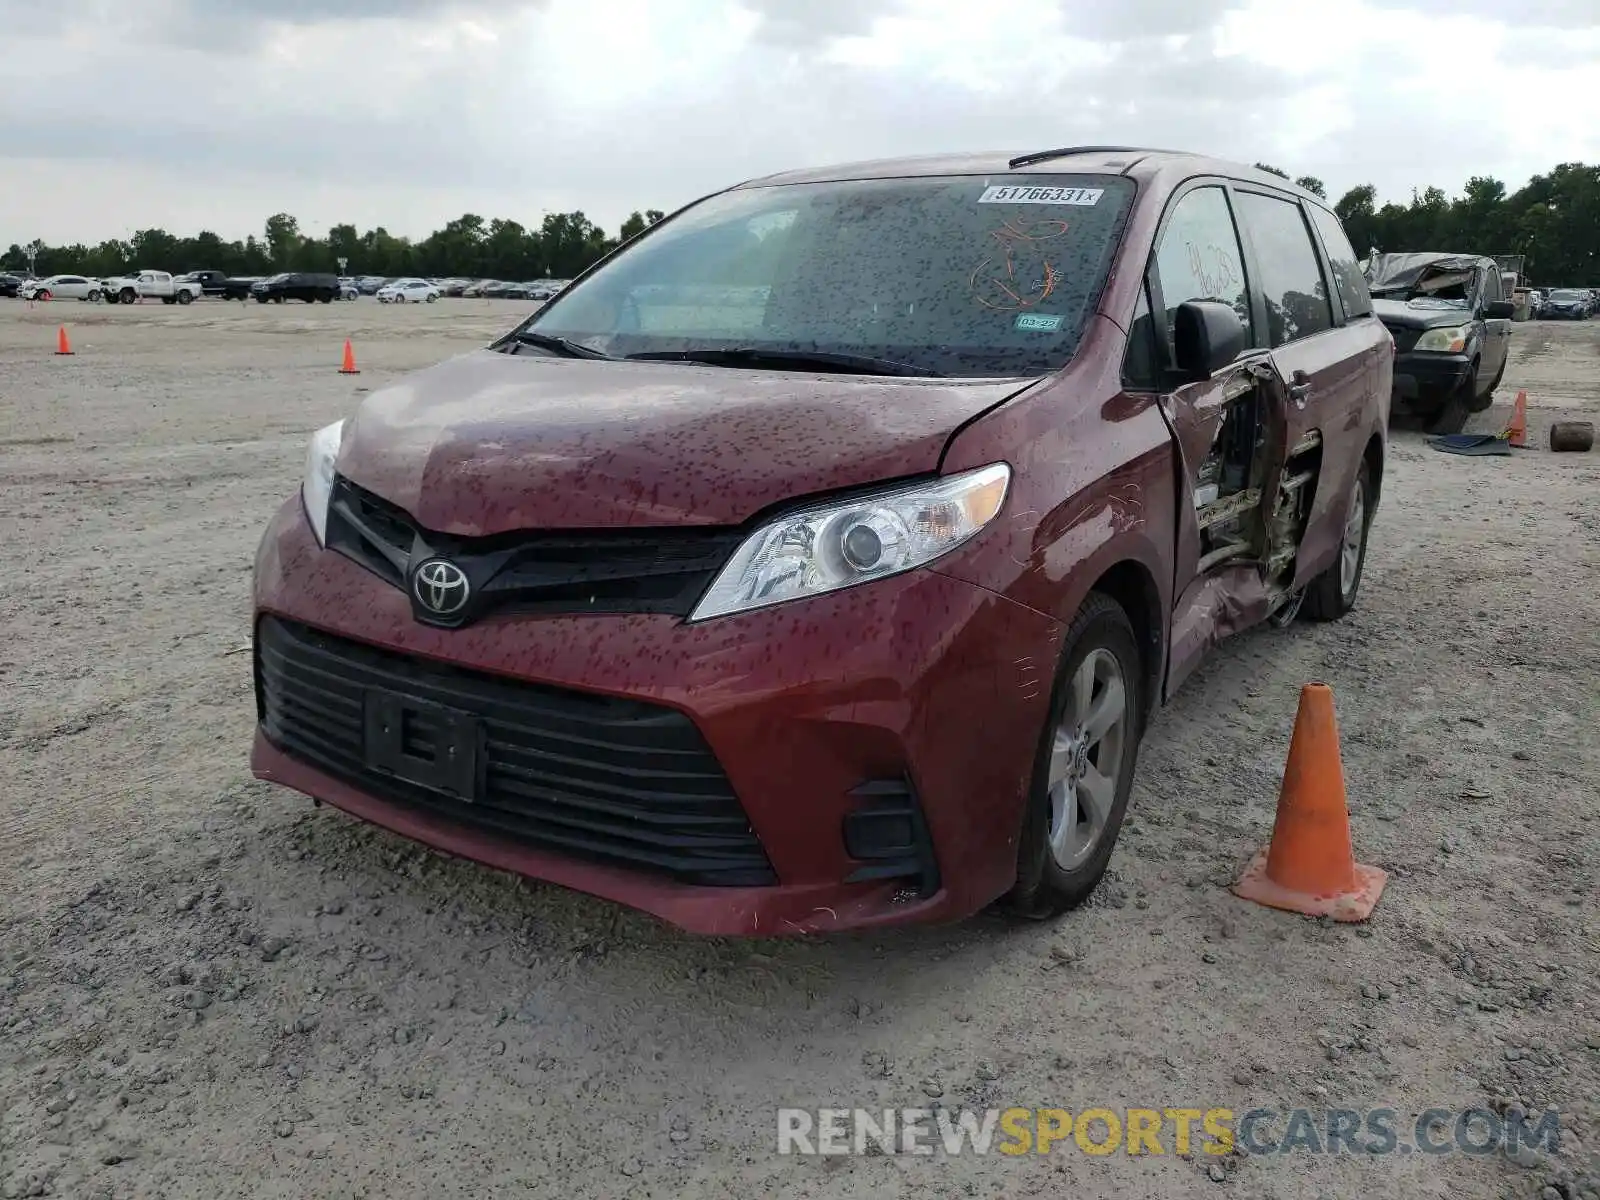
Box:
(1160, 355), (1321, 699)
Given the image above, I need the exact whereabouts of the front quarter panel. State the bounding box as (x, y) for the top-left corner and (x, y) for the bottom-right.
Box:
(934, 316), (1176, 668)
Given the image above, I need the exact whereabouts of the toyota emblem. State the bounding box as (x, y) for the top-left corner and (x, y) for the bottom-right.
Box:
(413, 559), (471, 616)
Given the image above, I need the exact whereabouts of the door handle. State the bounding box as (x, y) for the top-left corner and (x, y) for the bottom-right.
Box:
(1288, 369), (1312, 409)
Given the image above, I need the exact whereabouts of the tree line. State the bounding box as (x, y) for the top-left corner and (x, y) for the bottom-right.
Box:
(6, 161), (1598, 285)
(1255, 162), (1599, 285)
(2, 209), (666, 283)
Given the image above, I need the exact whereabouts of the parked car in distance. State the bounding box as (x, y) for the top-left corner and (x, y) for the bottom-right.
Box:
(252, 273), (340, 303)
(0, 272), (28, 298)
(21, 274), (104, 302)
(462, 279), (496, 298)
(1365, 252), (1513, 433)
(177, 270), (231, 297)
(100, 269), (204, 305)
(337, 277), (361, 300)
(1542, 288), (1590, 319)
(355, 276), (386, 295)
(1525, 289), (1544, 318)
(221, 276), (261, 300)
(252, 147), (1390, 936)
(376, 278), (440, 303)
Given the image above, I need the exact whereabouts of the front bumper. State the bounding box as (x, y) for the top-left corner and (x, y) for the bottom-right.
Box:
(251, 497), (1063, 934)
(1392, 350), (1471, 404)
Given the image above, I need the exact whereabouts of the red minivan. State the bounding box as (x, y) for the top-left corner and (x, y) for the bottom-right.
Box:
(252, 147), (1391, 935)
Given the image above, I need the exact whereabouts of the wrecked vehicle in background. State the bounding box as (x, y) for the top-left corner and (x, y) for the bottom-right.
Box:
(252, 148), (1391, 935)
(1366, 252), (1514, 433)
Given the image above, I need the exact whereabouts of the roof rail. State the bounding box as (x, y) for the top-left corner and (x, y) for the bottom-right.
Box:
(1007, 145), (1149, 170)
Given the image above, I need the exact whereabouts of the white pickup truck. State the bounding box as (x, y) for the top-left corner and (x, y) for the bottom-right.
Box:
(100, 269), (204, 306)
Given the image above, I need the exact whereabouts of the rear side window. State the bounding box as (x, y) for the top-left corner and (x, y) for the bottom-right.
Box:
(1307, 205), (1372, 319)
(1234, 192), (1334, 346)
(1150, 186), (1252, 355)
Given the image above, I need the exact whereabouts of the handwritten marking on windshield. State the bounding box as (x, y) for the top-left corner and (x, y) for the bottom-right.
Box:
(970, 217), (1071, 313)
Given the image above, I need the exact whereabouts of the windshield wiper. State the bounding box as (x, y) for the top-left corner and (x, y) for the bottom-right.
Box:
(626, 347), (943, 378)
(509, 331), (615, 360)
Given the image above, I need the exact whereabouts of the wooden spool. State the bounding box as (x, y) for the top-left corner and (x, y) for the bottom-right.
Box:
(1550, 421), (1595, 453)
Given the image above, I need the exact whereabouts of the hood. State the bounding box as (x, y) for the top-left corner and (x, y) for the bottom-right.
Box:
(1370, 297), (1473, 331)
(336, 349), (1032, 535)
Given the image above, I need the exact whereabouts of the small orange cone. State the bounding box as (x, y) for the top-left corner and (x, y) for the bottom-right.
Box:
(1232, 683), (1387, 922)
(1504, 390), (1527, 448)
(55, 326), (74, 356)
(338, 339), (359, 375)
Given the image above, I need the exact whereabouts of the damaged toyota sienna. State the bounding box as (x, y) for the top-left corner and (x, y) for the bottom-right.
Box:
(252, 147), (1391, 935)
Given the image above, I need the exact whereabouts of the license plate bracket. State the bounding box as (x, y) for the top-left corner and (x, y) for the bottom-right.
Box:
(362, 691), (481, 800)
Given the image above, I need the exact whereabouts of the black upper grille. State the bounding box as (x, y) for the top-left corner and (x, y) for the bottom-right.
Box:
(1382, 323), (1421, 355)
(325, 476), (742, 627)
(255, 616), (775, 886)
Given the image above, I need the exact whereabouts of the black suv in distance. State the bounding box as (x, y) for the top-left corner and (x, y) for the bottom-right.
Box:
(252, 273), (340, 304)
(0, 272), (29, 298)
(1366, 252), (1514, 433)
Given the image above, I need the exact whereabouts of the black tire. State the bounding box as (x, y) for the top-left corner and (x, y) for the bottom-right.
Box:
(177, 290), (193, 305)
(119, 289), (137, 305)
(255, 295), (268, 303)
(162, 297), (175, 305)
(1425, 367), (1474, 435)
(86, 289), (101, 303)
(1004, 592), (1145, 919)
(1304, 459), (1373, 622)
(273, 296), (283, 304)
(36, 290), (51, 302)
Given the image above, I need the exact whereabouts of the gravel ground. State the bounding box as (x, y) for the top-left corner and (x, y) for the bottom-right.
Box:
(1, 299), (1596, 1200)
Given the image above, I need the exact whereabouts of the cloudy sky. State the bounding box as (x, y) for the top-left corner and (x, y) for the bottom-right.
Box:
(3, 0), (1597, 247)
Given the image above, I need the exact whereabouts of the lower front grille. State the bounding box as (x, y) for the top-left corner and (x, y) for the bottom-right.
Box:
(254, 616), (774, 886)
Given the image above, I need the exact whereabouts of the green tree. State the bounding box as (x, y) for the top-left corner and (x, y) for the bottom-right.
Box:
(264, 213), (301, 268)
(1254, 163), (1291, 179)
(1294, 175), (1327, 198)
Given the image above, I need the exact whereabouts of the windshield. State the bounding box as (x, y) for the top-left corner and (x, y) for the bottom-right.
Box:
(517, 174), (1135, 378)
(1372, 267), (1474, 308)
(1550, 289), (1582, 301)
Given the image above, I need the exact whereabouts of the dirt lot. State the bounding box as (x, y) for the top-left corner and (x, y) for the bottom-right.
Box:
(1, 299), (1597, 1200)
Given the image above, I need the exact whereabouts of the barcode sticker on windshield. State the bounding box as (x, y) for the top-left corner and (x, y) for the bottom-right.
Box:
(979, 185), (1103, 206)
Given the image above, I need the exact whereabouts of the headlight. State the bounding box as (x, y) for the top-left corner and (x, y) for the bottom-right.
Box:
(301, 419), (346, 545)
(689, 463), (1011, 622)
(1415, 325), (1470, 353)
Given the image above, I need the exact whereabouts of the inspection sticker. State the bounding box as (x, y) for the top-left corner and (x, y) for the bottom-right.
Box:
(1015, 313), (1064, 332)
(979, 185), (1103, 206)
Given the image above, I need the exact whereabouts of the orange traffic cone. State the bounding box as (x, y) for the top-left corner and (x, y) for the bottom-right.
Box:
(55, 326), (74, 356)
(1504, 390), (1527, 448)
(338, 339), (359, 375)
(1232, 683), (1387, 922)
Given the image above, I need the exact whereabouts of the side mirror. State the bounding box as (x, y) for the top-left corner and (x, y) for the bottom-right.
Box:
(1173, 300), (1247, 380)
(1484, 300), (1515, 320)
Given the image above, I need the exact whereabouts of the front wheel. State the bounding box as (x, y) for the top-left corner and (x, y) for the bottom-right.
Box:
(1005, 592), (1145, 919)
(36, 290), (52, 302)
(177, 290), (193, 305)
(120, 289), (137, 304)
(1304, 460), (1372, 622)
(1425, 366), (1475, 435)
(425, 293), (436, 303)
(86, 289), (101, 303)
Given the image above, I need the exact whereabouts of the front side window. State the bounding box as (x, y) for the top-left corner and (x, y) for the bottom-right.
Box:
(521, 174), (1136, 378)
(1234, 192), (1334, 346)
(1150, 186), (1252, 355)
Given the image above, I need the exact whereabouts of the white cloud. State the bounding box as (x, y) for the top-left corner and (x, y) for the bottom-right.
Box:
(1, 0), (1595, 246)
